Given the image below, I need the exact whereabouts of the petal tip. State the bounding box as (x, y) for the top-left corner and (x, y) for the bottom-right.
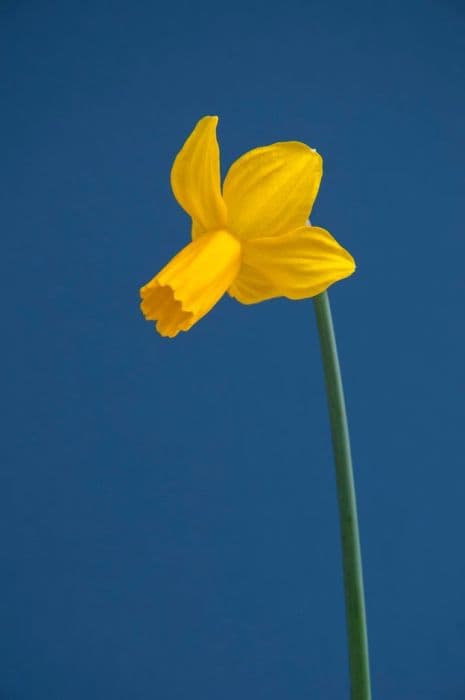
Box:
(345, 252), (356, 275)
(197, 114), (219, 128)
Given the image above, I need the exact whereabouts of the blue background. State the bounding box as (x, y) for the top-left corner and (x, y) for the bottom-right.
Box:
(2, 1), (464, 697)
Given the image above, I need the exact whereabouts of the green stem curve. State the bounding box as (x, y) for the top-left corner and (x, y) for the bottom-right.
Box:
(313, 291), (372, 700)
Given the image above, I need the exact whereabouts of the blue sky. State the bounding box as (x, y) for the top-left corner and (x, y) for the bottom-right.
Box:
(2, 1), (465, 698)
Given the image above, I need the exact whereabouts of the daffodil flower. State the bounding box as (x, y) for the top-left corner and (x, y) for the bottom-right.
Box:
(140, 116), (355, 337)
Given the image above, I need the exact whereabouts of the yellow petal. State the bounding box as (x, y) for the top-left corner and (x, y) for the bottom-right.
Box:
(140, 230), (241, 337)
(170, 116), (227, 235)
(223, 142), (322, 240)
(228, 226), (355, 304)
(191, 219), (205, 241)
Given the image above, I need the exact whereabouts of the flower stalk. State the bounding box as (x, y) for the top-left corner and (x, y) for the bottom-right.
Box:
(313, 291), (371, 700)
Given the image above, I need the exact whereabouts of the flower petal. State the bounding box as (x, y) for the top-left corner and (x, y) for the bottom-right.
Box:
(223, 142), (322, 240)
(171, 116), (228, 235)
(191, 219), (205, 241)
(229, 226), (355, 304)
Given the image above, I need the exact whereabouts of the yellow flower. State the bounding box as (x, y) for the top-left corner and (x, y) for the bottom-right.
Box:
(140, 116), (355, 338)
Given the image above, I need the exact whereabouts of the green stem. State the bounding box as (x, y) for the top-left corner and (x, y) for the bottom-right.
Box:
(313, 291), (372, 700)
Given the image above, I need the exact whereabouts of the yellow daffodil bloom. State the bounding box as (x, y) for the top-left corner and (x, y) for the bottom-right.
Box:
(140, 116), (355, 337)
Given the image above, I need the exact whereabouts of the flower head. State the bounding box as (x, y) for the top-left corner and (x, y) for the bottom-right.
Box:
(140, 116), (355, 337)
